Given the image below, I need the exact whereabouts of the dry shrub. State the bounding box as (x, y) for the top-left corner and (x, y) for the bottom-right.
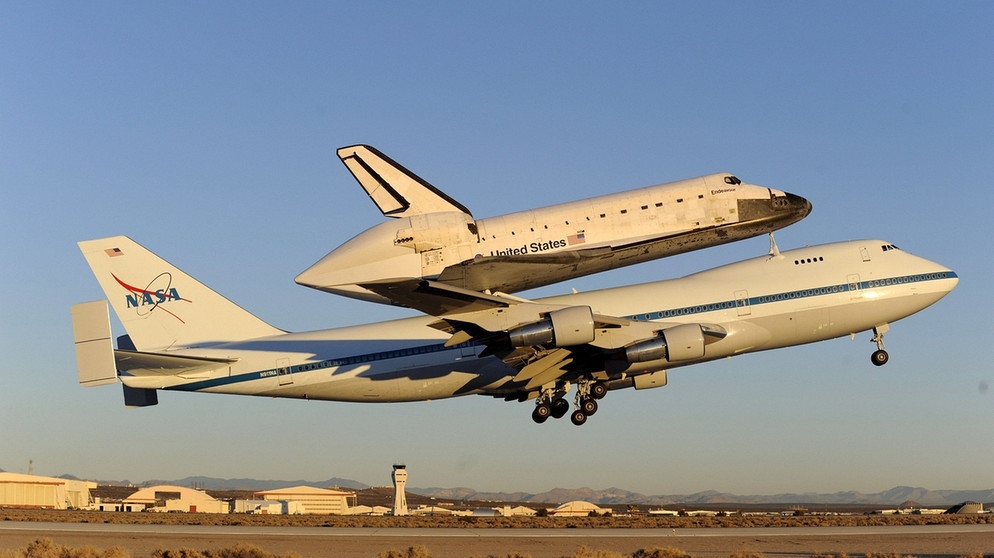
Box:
(151, 544), (300, 558)
(377, 546), (432, 558)
(631, 548), (692, 558)
(150, 550), (205, 558)
(569, 546), (626, 558)
(0, 539), (131, 558)
(729, 553), (765, 558)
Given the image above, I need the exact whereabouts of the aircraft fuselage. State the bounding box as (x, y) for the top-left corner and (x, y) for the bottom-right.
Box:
(130, 240), (956, 404)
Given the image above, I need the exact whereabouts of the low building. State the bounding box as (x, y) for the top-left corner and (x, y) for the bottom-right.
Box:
(254, 485), (356, 515)
(122, 485), (228, 513)
(648, 508), (679, 516)
(0, 472), (96, 509)
(346, 504), (391, 516)
(232, 499), (305, 515)
(494, 505), (537, 517)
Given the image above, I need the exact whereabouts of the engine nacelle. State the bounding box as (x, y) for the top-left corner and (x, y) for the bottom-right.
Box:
(602, 370), (668, 392)
(507, 306), (595, 347)
(624, 323), (706, 363)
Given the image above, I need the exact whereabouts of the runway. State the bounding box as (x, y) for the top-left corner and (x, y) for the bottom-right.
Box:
(2, 521), (993, 557)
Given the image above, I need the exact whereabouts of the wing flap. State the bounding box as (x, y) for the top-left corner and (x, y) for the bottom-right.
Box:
(513, 348), (576, 390)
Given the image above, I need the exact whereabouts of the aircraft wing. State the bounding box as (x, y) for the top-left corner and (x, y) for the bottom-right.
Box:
(358, 278), (694, 390)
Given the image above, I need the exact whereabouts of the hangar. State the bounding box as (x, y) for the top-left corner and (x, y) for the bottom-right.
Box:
(946, 501), (986, 514)
(0, 472), (95, 509)
(550, 500), (613, 517)
(123, 485), (228, 513)
(254, 485), (356, 514)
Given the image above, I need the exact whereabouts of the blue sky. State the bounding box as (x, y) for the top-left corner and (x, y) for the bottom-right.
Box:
(2, 2), (991, 496)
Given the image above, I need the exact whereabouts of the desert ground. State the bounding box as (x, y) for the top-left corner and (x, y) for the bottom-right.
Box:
(1, 510), (992, 558)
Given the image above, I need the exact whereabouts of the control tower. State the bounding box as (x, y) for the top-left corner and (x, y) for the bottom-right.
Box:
(391, 463), (408, 516)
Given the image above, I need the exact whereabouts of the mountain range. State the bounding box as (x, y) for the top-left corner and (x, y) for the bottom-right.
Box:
(74, 474), (994, 506)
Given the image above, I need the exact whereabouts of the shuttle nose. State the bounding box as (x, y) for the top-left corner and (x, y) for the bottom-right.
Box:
(783, 192), (813, 220)
(736, 189), (812, 227)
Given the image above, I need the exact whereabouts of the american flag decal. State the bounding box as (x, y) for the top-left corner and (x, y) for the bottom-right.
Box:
(105, 248), (124, 257)
(567, 232), (586, 245)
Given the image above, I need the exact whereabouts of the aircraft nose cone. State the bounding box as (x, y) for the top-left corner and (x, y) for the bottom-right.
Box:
(785, 192), (813, 218)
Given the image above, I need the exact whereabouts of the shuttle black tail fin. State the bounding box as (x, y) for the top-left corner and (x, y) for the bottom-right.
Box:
(337, 144), (472, 218)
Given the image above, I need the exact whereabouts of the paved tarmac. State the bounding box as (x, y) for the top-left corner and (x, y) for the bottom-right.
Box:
(2, 521), (993, 557)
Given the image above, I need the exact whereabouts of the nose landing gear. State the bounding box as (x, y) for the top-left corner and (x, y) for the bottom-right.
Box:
(870, 324), (889, 366)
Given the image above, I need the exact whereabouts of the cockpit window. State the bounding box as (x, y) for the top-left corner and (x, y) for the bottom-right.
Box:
(724, 176), (742, 185)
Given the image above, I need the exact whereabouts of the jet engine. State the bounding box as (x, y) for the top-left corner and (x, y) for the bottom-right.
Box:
(507, 306), (595, 347)
(624, 323), (706, 363)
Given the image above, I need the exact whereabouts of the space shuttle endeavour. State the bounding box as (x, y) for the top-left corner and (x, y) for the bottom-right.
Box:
(296, 145), (812, 305)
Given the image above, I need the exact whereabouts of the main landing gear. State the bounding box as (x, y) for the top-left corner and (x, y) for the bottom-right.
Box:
(870, 324), (890, 366)
(532, 380), (607, 426)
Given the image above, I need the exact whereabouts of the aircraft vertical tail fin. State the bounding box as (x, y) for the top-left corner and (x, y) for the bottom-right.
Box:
(337, 144), (472, 218)
(78, 236), (283, 352)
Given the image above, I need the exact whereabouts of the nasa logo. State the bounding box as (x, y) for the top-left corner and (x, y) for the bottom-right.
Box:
(112, 272), (190, 321)
(125, 287), (182, 308)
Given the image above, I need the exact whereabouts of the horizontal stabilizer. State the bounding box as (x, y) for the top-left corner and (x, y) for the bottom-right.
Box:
(115, 350), (236, 377)
(71, 301), (118, 387)
(337, 145), (471, 218)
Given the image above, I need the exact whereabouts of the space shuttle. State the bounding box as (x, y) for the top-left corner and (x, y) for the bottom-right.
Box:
(295, 145), (812, 305)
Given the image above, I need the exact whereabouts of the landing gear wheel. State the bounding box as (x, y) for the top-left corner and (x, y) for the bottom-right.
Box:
(551, 398), (570, 419)
(570, 410), (587, 426)
(532, 403), (551, 424)
(590, 382), (607, 400)
(871, 349), (889, 367)
(580, 397), (598, 416)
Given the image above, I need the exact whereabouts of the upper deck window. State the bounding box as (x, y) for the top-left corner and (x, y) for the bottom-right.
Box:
(724, 176), (742, 185)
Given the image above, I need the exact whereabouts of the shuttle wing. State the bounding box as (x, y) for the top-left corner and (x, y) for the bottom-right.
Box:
(433, 226), (759, 294)
(337, 145), (472, 218)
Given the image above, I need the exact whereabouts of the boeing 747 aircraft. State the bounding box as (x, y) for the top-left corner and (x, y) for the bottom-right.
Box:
(73, 235), (956, 425)
(295, 145), (811, 305)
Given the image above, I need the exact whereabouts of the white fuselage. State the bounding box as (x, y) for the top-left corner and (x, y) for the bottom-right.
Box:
(129, 240), (957, 403)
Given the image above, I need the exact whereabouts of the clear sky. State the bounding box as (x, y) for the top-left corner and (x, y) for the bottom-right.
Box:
(2, 2), (991, 497)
